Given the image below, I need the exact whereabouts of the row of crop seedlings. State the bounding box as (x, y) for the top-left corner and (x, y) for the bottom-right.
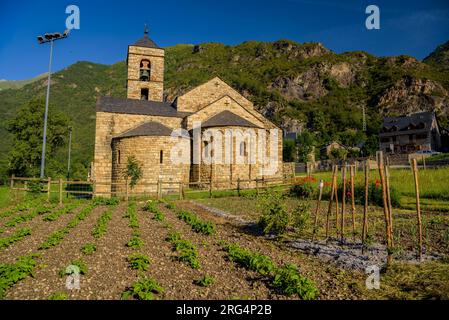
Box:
(162, 201), (216, 236)
(121, 201), (164, 300)
(1, 198), (119, 299)
(0, 202), (59, 250)
(220, 242), (319, 300)
(47, 199), (120, 300)
(0, 198), (42, 221)
(0, 198), (120, 299)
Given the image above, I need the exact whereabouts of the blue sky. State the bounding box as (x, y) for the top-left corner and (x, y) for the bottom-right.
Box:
(0, 0), (448, 80)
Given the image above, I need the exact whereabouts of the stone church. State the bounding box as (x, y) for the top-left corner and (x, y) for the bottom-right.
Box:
(93, 30), (283, 196)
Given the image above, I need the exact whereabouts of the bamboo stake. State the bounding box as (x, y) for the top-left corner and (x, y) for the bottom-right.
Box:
(334, 165), (339, 237)
(377, 152), (393, 264)
(312, 180), (324, 241)
(350, 165), (356, 241)
(385, 164), (394, 247)
(341, 165), (346, 243)
(362, 160), (369, 254)
(325, 165), (337, 239)
(412, 159), (423, 261)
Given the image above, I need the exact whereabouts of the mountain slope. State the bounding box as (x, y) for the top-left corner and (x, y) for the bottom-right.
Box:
(424, 40), (449, 70)
(0, 39), (448, 180)
(0, 73), (47, 91)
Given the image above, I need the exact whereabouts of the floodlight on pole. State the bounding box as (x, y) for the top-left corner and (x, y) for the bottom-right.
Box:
(37, 29), (70, 179)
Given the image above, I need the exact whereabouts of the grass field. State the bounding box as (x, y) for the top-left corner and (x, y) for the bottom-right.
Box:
(308, 167), (449, 211)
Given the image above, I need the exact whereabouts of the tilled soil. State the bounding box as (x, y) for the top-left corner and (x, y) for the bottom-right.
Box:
(0, 204), (83, 264)
(5, 205), (106, 299)
(173, 201), (369, 300)
(4, 200), (372, 300)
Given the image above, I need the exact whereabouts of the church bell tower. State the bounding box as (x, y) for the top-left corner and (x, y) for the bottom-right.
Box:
(127, 25), (164, 101)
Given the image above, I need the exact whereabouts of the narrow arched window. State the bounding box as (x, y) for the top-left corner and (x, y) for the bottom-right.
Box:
(240, 141), (247, 157)
(160, 150), (163, 164)
(118, 150), (121, 164)
(141, 88), (149, 100)
(139, 60), (151, 81)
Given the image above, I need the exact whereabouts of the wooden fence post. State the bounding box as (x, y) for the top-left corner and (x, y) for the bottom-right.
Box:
(312, 180), (324, 241)
(334, 165), (339, 237)
(377, 151), (393, 264)
(340, 165), (347, 243)
(237, 178), (241, 197)
(422, 155), (426, 170)
(385, 164), (394, 246)
(125, 179), (129, 202)
(157, 179), (162, 200)
(58, 178), (63, 205)
(362, 160), (369, 254)
(350, 165), (356, 241)
(325, 165), (337, 239)
(47, 177), (51, 201)
(412, 159), (423, 261)
(10, 174), (15, 189)
(256, 178), (259, 196)
(179, 182), (183, 200)
(209, 178), (213, 198)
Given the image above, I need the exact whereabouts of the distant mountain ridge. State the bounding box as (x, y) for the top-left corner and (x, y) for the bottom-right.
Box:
(0, 73), (47, 91)
(0, 39), (448, 180)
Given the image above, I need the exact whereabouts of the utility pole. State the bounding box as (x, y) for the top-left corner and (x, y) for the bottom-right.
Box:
(37, 30), (70, 178)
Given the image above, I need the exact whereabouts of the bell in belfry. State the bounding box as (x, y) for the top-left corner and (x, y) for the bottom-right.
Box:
(140, 69), (150, 81)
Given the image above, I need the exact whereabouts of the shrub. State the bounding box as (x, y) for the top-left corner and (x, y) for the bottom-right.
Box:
(291, 202), (311, 232)
(81, 243), (96, 255)
(27, 181), (43, 194)
(353, 182), (401, 207)
(272, 264), (319, 300)
(290, 176), (317, 199)
(128, 253), (151, 271)
(258, 193), (289, 235)
(122, 277), (164, 300)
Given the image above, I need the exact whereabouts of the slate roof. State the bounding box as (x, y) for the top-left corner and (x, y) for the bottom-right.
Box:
(201, 111), (261, 128)
(380, 112), (436, 137)
(96, 96), (191, 118)
(114, 121), (174, 139)
(133, 35), (160, 49)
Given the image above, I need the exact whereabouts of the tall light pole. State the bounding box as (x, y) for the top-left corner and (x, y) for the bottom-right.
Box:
(67, 126), (73, 181)
(37, 29), (70, 179)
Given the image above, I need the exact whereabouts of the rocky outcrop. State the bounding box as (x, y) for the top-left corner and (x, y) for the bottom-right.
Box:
(376, 76), (449, 115)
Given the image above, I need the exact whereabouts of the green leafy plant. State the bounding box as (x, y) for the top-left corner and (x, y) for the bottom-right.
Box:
(48, 292), (68, 300)
(272, 264), (319, 300)
(93, 197), (120, 206)
(123, 202), (139, 229)
(291, 202), (311, 232)
(122, 276), (164, 300)
(92, 207), (114, 238)
(194, 274), (215, 287)
(225, 243), (275, 276)
(167, 232), (201, 269)
(81, 243), (97, 255)
(5, 204), (52, 227)
(127, 253), (151, 271)
(0, 254), (38, 299)
(59, 259), (88, 277)
(177, 210), (215, 235)
(43, 203), (78, 222)
(0, 228), (31, 250)
(127, 232), (144, 248)
(258, 192), (289, 235)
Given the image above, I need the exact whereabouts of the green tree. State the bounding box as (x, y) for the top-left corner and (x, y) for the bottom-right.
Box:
(124, 156), (143, 189)
(329, 148), (348, 161)
(6, 98), (69, 177)
(362, 135), (379, 156)
(296, 132), (315, 162)
(283, 139), (296, 162)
